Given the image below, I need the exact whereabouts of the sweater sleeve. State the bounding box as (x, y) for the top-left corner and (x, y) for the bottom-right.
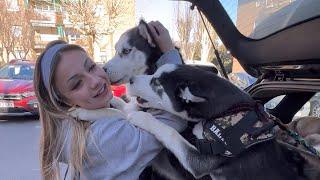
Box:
(93, 112), (186, 179)
(156, 49), (182, 67)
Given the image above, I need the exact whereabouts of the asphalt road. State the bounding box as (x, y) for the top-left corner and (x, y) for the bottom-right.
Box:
(0, 116), (41, 180)
(0, 116), (70, 180)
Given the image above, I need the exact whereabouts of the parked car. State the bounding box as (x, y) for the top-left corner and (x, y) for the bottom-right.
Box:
(0, 59), (38, 116)
(0, 60), (126, 117)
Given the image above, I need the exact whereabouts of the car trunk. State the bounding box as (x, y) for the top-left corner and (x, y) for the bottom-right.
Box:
(184, 0), (320, 79)
(183, 0), (320, 123)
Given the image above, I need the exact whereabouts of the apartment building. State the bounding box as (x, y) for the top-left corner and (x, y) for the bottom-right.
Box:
(1, 0), (135, 62)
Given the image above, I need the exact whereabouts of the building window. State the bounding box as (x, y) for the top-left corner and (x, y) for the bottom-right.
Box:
(255, 0), (261, 7)
(12, 26), (22, 37)
(266, 0), (274, 8)
(6, 0), (19, 11)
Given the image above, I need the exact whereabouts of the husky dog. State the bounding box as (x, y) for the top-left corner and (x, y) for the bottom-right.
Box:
(103, 20), (166, 85)
(103, 20), (218, 86)
(127, 64), (315, 180)
(102, 19), (217, 180)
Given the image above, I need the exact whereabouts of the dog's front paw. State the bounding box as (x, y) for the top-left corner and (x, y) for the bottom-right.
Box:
(127, 111), (155, 130)
(110, 96), (126, 111)
(68, 107), (91, 120)
(68, 107), (108, 121)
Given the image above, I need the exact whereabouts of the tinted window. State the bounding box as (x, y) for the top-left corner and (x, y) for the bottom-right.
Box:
(0, 64), (34, 80)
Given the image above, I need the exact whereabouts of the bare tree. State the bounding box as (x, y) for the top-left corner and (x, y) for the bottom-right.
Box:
(16, 5), (37, 59)
(175, 2), (196, 61)
(0, 3), (16, 64)
(175, 3), (221, 63)
(62, 0), (127, 57)
(0, 0), (38, 64)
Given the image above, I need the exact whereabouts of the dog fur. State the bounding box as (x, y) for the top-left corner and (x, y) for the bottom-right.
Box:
(127, 64), (317, 180)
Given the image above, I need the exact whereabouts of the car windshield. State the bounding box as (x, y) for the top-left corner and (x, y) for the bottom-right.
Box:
(219, 0), (320, 39)
(0, 64), (34, 80)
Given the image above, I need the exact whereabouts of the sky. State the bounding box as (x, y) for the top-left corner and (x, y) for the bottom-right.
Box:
(135, 0), (180, 40)
(136, 0), (238, 40)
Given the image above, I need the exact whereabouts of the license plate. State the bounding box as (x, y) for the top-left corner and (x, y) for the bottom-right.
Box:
(0, 100), (14, 108)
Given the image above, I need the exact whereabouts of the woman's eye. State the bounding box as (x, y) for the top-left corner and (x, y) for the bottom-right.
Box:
(72, 81), (82, 90)
(122, 48), (132, 55)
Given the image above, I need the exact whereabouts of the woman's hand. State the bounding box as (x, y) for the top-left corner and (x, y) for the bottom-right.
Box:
(147, 21), (175, 53)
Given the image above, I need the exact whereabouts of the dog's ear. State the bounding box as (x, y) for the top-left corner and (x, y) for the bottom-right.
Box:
(178, 85), (206, 104)
(138, 20), (156, 48)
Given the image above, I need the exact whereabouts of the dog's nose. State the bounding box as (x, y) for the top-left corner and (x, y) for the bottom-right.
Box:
(129, 77), (134, 84)
(103, 66), (108, 72)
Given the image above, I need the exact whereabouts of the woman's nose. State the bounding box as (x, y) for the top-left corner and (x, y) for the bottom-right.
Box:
(88, 74), (100, 89)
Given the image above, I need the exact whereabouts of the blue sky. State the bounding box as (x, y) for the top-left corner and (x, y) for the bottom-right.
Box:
(136, 0), (238, 40)
(135, 0), (179, 39)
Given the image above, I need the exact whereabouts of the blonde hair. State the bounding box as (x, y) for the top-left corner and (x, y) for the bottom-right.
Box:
(34, 40), (91, 179)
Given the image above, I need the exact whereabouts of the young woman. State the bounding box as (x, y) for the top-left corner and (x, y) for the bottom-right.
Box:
(34, 21), (186, 179)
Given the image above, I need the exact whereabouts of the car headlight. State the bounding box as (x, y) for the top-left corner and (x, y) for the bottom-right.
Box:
(22, 91), (35, 98)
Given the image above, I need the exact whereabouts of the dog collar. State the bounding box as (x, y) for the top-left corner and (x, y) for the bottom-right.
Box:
(196, 102), (275, 157)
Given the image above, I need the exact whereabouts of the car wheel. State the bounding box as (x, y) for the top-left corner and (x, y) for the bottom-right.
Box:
(309, 101), (320, 117)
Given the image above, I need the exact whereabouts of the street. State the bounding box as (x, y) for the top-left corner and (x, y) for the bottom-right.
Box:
(0, 116), (41, 180)
(0, 116), (70, 180)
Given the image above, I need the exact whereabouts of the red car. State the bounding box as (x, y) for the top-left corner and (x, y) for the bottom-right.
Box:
(0, 60), (38, 116)
(0, 60), (126, 116)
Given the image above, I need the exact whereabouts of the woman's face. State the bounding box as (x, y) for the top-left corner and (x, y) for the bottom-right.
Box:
(54, 49), (113, 109)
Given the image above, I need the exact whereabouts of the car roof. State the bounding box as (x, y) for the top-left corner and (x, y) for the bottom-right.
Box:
(185, 0), (320, 79)
(9, 60), (35, 66)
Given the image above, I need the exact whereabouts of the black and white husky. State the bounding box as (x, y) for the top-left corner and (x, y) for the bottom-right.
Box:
(126, 64), (312, 180)
(103, 20), (165, 85)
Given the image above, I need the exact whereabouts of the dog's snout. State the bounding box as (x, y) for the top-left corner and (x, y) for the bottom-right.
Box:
(129, 77), (134, 84)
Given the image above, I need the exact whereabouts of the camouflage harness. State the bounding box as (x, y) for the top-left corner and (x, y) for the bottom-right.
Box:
(196, 101), (276, 157)
(196, 101), (320, 158)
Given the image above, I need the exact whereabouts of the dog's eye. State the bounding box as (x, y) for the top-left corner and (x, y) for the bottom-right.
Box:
(122, 48), (132, 55)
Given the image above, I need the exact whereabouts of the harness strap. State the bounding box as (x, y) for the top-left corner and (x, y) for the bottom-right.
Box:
(198, 109), (275, 156)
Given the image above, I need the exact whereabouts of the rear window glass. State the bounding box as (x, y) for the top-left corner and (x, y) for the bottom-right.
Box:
(220, 0), (320, 39)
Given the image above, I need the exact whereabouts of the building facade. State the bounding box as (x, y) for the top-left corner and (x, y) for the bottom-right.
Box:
(1, 0), (135, 63)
